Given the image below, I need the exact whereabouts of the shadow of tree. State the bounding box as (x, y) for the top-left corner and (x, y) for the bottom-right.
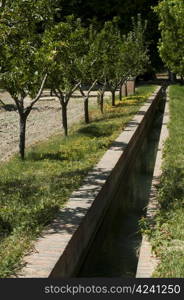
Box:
(0, 103), (39, 112)
(0, 217), (13, 240)
(0, 177), (40, 201)
(27, 151), (66, 162)
(0, 103), (17, 111)
(78, 122), (120, 138)
(0, 178), (60, 239)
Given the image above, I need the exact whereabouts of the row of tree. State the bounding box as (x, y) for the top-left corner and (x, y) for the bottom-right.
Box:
(0, 0), (149, 160)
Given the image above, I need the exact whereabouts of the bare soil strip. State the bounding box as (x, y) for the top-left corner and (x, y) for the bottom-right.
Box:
(0, 90), (113, 161)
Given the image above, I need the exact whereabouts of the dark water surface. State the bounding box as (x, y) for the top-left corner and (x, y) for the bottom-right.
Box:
(77, 100), (165, 278)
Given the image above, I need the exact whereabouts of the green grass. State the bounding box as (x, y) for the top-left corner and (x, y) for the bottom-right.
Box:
(0, 84), (156, 277)
(142, 84), (184, 277)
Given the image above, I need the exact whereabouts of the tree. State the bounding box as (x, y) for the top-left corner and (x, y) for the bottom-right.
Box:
(120, 15), (150, 95)
(88, 19), (122, 108)
(85, 25), (109, 114)
(42, 16), (86, 136)
(154, 0), (184, 78)
(78, 25), (102, 122)
(0, 0), (55, 159)
(103, 20), (123, 106)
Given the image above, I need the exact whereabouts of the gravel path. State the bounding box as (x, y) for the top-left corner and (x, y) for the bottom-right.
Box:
(0, 90), (113, 161)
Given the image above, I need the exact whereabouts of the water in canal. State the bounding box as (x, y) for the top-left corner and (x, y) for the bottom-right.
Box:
(77, 98), (165, 277)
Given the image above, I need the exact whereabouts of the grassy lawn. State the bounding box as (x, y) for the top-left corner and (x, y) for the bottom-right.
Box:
(144, 85), (184, 277)
(0, 84), (156, 277)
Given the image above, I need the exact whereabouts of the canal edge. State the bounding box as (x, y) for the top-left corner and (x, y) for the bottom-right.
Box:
(136, 86), (170, 278)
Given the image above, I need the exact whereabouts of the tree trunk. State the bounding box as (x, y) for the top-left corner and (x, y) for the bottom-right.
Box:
(84, 97), (89, 124)
(119, 84), (122, 100)
(111, 90), (116, 106)
(62, 103), (68, 136)
(97, 86), (105, 114)
(169, 71), (177, 83)
(100, 91), (104, 114)
(19, 114), (27, 160)
(124, 82), (128, 97)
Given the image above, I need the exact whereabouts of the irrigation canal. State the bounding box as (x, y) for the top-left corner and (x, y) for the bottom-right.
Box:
(77, 89), (166, 277)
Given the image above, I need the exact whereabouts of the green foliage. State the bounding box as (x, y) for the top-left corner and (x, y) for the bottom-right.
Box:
(77, 24), (99, 84)
(0, 84), (155, 277)
(101, 18), (122, 87)
(90, 15), (149, 91)
(83, 18), (121, 87)
(154, 0), (184, 76)
(122, 15), (150, 78)
(42, 16), (87, 93)
(0, 0), (56, 98)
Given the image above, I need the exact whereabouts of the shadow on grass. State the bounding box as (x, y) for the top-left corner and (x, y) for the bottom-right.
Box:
(0, 177), (41, 202)
(0, 217), (13, 240)
(27, 151), (66, 162)
(49, 168), (91, 190)
(0, 178), (46, 239)
(78, 123), (116, 138)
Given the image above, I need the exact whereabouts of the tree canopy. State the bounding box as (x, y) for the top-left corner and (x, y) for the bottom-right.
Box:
(0, 0), (56, 98)
(155, 0), (184, 77)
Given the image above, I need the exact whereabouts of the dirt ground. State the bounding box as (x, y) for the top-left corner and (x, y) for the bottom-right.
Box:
(0, 90), (113, 161)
